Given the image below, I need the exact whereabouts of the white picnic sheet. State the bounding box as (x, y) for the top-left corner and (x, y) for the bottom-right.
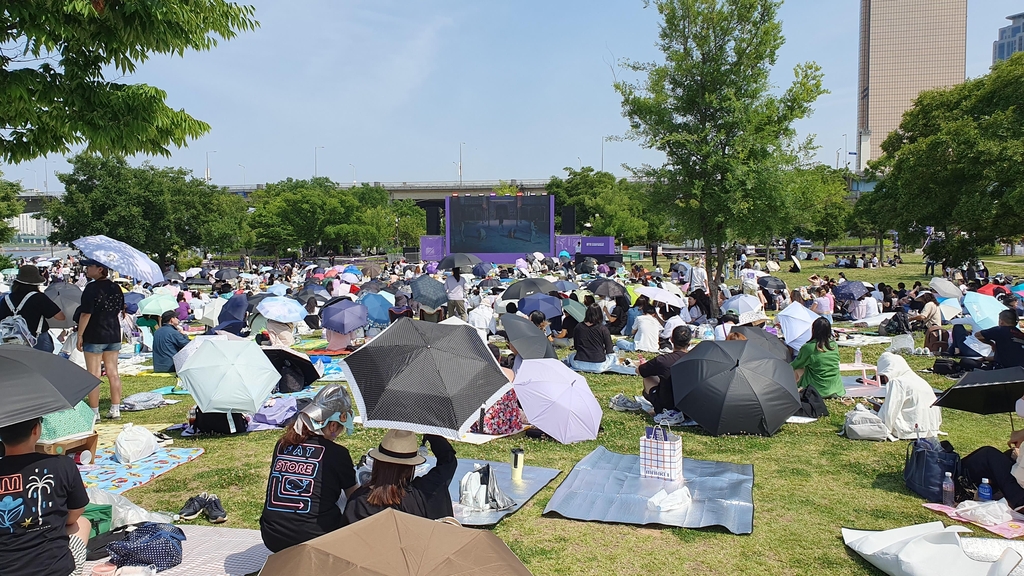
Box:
(837, 334), (893, 347)
(83, 525), (270, 576)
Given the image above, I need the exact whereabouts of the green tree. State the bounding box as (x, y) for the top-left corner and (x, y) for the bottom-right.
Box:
(492, 181), (520, 196)
(393, 199), (427, 247)
(616, 0), (826, 313)
(0, 1), (257, 163)
(775, 164), (851, 253)
(41, 154), (229, 266)
(0, 174), (25, 244)
(870, 53), (1024, 267)
(196, 191), (252, 255)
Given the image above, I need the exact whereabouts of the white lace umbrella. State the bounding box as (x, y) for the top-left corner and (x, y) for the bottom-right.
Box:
(73, 235), (162, 285)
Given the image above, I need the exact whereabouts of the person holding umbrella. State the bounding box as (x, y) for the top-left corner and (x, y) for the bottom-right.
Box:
(344, 430), (457, 523)
(260, 385), (358, 553)
(444, 269), (468, 320)
(0, 265), (65, 352)
(790, 316), (844, 398)
(77, 259), (126, 420)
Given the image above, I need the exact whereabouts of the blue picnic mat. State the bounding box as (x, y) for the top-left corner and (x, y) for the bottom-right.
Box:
(150, 385), (193, 396)
(544, 446), (754, 535)
(79, 447), (204, 494)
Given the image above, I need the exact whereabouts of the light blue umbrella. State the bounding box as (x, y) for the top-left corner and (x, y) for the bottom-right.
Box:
(359, 293), (392, 326)
(256, 296), (308, 323)
(963, 291), (1006, 331)
(266, 283), (288, 296)
(73, 235), (163, 285)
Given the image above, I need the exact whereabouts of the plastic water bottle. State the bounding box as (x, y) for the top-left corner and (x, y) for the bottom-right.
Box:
(979, 478), (993, 501)
(942, 472), (955, 507)
(854, 347), (863, 366)
(703, 324), (714, 341)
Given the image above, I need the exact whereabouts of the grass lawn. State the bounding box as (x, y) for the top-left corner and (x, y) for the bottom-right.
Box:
(95, 254), (1022, 575)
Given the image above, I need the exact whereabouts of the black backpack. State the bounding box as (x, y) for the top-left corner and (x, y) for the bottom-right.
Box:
(795, 385), (829, 419)
(879, 311), (912, 336)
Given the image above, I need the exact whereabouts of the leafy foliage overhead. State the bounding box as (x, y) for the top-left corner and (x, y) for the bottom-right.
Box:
(0, 0), (258, 163)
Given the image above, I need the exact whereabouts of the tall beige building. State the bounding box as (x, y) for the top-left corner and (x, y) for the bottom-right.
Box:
(856, 0), (967, 171)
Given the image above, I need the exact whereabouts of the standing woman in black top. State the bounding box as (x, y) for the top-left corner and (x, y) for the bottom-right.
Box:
(76, 260), (125, 420)
(0, 265), (65, 352)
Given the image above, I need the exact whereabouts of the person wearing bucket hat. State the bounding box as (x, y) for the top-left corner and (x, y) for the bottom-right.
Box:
(344, 430), (457, 524)
(259, 385), (359, 553)
(0, 265), (65, 352)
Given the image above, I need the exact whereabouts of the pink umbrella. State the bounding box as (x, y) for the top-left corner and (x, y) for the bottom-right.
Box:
(513, 358), (602, 444)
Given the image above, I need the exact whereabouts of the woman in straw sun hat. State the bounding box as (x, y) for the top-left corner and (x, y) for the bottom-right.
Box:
(344, 429), (458, 523)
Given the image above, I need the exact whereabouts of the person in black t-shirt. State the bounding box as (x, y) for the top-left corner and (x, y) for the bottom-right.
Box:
(76, 259), (126, 420)
(260, 385), (358, 553)
(638, 325), (692, 415)
(0, 266), (65, 352)
(0, 417), (90, 576)
(976, 309), (1024, 369)
(344, 430), (457, 524)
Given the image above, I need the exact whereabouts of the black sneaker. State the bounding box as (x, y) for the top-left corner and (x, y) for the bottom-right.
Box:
(179, 492), (208, 521)
(204, 494), (227, 524)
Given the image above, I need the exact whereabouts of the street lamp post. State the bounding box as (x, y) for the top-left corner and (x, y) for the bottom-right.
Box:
(835, 148), (842, 169)
(349, 163), (356, 185)
(314, 146), (324, 178)
(205, 151), (217, 182)
(238, 164), (246, 187)
(578, 156), (582, 170)
(43, 158), (49, 193)
(25, 168), (37, 191)
(842, 133), (848, 170)
(458, 142), (465, 188)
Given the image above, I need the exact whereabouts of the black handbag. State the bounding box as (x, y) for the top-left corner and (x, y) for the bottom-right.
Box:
(904, 437), (961, 502)
(795, 385), (829, 418)
(932, 358), (961, 375)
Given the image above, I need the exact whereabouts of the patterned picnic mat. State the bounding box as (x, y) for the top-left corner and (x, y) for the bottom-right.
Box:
(79, 447), (204, 494)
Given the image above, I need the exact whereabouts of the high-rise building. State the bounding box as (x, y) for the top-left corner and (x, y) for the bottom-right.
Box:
(993, 12), (1024, 64)
(855, 0), (967, 172)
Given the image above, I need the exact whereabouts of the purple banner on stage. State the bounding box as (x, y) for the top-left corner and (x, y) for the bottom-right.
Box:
(580, 236), (616, 255)
(420, 236), (445, 260)
(555, 235), (583, 256)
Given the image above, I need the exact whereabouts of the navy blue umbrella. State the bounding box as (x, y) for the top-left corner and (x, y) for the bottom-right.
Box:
(123, 292), (145, 315)
(472, 262), (492, 278)
(832, 281), (868, 301)
(518, 293), (562, 319)
(321, 299), (369, 334)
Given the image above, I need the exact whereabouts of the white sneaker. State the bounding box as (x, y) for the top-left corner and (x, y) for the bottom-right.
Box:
(654, 410), (686, 426)
(609, 393), (642, 412)
(106, 407), (121, 420)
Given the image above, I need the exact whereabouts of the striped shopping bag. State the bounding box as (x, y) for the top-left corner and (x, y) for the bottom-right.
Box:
(640, 425), (683, 481)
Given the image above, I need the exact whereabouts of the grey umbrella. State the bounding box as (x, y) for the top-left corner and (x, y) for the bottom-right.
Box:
(501, 314), (557, 360)
(671, 340), (799, 436)
(43, 282), (82, 329)
(0, 346), (100, 428)
(438, 253), (483, 272)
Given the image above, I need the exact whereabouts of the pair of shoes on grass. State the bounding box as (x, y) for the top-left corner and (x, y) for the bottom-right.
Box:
(609, 392), (642, 412)
(178, 492), (227, 523)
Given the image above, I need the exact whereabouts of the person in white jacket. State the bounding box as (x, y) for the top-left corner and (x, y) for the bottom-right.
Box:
(875, 352), (941, 439)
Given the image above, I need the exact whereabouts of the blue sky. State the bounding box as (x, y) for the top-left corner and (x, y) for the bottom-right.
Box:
(9, 0), (1023, 190)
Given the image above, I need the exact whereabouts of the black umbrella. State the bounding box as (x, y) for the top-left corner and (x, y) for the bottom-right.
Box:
(164, 270), (183, 281)
(559, 255), (571, 265)
(294, 285), (330, 305)
(361, 264), (382, 278)
(790, 255), (802, 272)
(186, 277), (212, 286)
(501, 314), (557, 360)
(216, 268), (239, 281)
(478, 278), (502, 288)
(757, 276), (787, 291)
(438, 253), (483, 272)
(729, 325), (791, 361)
(360, 280), (386, 294)
(247, 292), (272, 313)
(541, 257), (556, 269)
(0, 346), (101, 428)
(586, 278), (627, 298)
(832, 281), (867, 301)
(410, 275), (448, 309)
(262, 347), (321, 387)
(933, 367), (1024, 416)
(501, 278), (558, 301)
(671, 341), (799, 436)
(606, 261), (624, 269)
(341, 318), (511, 438)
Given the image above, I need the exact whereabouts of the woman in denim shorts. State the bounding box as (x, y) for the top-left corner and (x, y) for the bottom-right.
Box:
(76, 259), (126, 420)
